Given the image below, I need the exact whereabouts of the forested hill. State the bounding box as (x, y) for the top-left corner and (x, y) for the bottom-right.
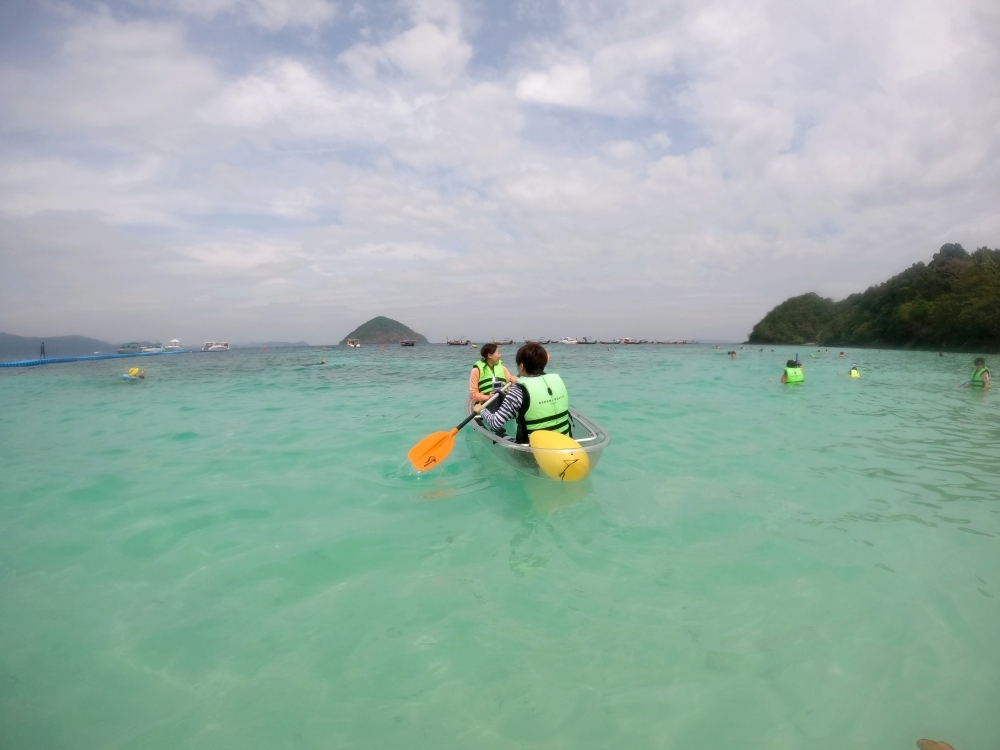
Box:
(339, 316), (428, 345)
(748, 244), (1000, 350)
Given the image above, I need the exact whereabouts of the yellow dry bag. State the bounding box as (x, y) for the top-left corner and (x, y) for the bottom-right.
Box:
(529, 430), (590, 482)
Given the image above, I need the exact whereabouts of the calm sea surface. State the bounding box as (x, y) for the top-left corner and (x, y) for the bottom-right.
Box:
(1, 345), (998, 749)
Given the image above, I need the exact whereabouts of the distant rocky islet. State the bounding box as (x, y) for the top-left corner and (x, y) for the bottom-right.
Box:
(339, 316), (428, 345)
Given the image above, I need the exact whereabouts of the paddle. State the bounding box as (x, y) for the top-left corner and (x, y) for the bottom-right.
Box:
(408, 388), (506, 472)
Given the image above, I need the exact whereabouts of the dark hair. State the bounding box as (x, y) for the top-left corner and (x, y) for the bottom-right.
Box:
(786, 359), (797, 367)
(974, 357), (986, 366)
(480, 342), (498, 361)
(516, 342), (548, 375)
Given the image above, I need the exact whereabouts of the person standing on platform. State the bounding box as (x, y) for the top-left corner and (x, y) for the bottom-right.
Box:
(40, 341), (45, 359)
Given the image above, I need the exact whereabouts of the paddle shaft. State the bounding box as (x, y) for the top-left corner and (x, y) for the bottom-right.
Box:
(458, 387), (504, 430)
(407, 384), (512, 471)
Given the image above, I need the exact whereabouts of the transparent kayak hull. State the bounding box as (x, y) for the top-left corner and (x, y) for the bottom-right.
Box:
(465, 398), (611, 480)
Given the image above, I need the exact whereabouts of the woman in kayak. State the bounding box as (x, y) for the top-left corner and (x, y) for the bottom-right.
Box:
(470, 343), (517, 404)
(474, 342), (571, 443)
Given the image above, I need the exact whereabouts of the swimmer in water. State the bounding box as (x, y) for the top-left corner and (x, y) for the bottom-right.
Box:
(838, 351), (846, 357)
(729, 351), (737, 359)
(959, 357), (990, 389)
(780, 359), (803, 384)
(849, 364), (860, 378)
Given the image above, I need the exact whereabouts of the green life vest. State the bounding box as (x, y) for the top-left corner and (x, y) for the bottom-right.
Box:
(518, 373), (571, 440)
(784, 366), (804, 384)
(474, 359), (506, 394)
(971, 366), (990, 387)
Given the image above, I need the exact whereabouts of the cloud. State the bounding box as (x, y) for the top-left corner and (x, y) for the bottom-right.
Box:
(0, 8), (218, 135)
(171, 0), (337, 30)
(516, 61), (592, 108)
(1, 0), (998, 343)
(338, 0), (471, 86)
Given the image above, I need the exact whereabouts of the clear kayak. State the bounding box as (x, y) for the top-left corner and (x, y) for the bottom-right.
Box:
(465, 398), (610, 480)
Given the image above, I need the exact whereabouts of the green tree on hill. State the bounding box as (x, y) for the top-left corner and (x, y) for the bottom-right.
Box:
(339, 316), (428, 345)
(748, 244), (1000, 350)
(748, 293), (838, 345)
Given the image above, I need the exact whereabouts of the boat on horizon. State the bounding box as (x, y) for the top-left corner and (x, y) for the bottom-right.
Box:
(578, 337), (597, 344)
(202, 342), (230, 352)
(559, 337), (578, 345)
(400, 339), (415, 347)
(141, 343), (164, 353)
(598, 339), (621, 345)
(346, 339), (360, 348)
(446, 337), (472, 346)
(492, 338), (514, 345)
(117, 342), (142, 354)
(163, 339), (183, 352)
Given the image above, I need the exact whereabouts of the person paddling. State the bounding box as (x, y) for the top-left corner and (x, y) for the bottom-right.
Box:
(960, 357), (990, 390)
(781, 359), (804, 385)
(474, 342), (570, 443)
(470, 343), (516, 404)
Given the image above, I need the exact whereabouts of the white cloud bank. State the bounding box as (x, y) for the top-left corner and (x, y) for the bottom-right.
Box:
(0, 0), (998, 343)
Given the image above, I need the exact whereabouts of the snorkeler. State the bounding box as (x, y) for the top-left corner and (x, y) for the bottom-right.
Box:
(780, 359), (803, 384)
(959, 357), (990, 389)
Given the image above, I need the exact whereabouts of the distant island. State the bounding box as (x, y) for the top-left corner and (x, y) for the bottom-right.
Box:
(340, 316), (428, 345)
(748, 243), (1000, 350)
(0, 332), (114, 361)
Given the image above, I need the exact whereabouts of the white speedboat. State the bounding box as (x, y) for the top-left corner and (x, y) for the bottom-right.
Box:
(346, 339), (360, 348)
(559, 337), (578, 345)
(164, 339), (183, 351)
(141, 343), (164, 353)
(465, 398), (610, 480)
(202, 342), (230, 351)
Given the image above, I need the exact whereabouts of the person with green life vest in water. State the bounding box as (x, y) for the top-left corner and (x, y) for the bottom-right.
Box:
(473, 342), (571, 444)
(469, 343), (517, 405)
(781, 359), (804, 385)
(959, 357), (990, 390)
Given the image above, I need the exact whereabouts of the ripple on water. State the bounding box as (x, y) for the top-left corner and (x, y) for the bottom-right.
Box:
(1, 345), (999, 750)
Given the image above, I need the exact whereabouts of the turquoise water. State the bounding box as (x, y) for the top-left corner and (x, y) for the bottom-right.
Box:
(1, 345), (998, 749)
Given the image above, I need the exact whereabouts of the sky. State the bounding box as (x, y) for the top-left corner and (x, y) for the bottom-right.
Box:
(0, 0), (998, 345)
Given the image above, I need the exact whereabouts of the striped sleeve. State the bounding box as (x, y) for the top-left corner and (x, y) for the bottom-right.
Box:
(480, 384), (523, 432)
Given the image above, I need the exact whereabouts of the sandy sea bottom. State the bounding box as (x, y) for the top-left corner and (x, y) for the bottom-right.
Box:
(1, 345), (998, 749)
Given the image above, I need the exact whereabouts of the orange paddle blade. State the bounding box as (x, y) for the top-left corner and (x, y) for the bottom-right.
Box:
(408, 427), (459, 472)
